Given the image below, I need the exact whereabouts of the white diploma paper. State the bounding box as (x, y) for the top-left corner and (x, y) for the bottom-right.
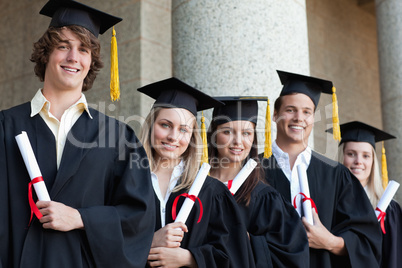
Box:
(297, 165), (314, 225)
(375, 180), (400, 219)
(174, 162), (210, 224)
(230, 159), (257, 195)
(15, 131), (51, 201)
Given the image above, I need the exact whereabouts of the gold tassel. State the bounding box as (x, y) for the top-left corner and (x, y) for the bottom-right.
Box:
(264, 99), (272, 158)
(110, 27), (120, 101)
(332, 87), (341, 141)
(381, 141), (389, 189)
(201, 112), (209, 166)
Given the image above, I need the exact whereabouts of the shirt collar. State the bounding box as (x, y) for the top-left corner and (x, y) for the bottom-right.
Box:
(272, 140), (312, 166)
(30, 88), (93, 119)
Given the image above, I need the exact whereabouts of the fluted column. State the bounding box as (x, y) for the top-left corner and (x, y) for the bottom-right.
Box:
(172, 0), (311, 148)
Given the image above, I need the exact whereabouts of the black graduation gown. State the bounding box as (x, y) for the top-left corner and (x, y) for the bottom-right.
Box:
(154, 176), (255, 268)
(381, 200), (402, 268)
(0, 102), (156, 268)
(236, 181), (309, 268)
(261, 152), (382, 268)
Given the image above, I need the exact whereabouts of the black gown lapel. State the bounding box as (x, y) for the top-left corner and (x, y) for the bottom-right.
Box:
(50, 112), (98, 199)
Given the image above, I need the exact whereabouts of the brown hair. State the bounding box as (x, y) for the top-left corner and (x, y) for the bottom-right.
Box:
(274, 93), (317, 114)
(30, 25), (103, 92)
(207, 119), (265, 206)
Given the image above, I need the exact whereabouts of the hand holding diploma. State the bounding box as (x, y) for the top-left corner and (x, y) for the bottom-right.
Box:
(15, 131), (50, 222)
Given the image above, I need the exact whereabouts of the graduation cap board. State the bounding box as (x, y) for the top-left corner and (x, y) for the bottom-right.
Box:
(211, 96), (268, 125)
(137, 77), (224, 116)
(40, 0), (122, 37)
(277, 70), (341, 141)
(327, 121), (396, 148)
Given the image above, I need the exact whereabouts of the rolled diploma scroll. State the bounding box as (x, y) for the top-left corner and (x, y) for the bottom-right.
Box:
(375, 180), (400, 219)
(15, 131), (51, 201)
(229, 159), (257, 195)
(174, 162), (210, 224)
(297, 165), (313, 225)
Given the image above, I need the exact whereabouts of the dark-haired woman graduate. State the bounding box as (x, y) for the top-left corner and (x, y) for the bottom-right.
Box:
(138, 78), (255, 268)
(208, 96), (309, 268)
(333, 121), (402, 268)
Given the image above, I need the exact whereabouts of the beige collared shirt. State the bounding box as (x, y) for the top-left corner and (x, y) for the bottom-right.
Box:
(30, 89), (92, 169)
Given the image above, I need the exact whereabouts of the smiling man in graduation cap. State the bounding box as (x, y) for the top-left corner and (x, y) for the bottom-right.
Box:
(261, 70), (382, 268)
(0, 1), (155, 267)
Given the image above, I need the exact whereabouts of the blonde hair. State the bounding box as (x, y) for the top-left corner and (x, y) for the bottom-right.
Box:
(339, 142), (384, 209)
(140, 107), (202, 192)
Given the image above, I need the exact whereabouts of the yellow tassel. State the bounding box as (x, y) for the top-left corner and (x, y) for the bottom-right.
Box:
(381, 141), (389, 189)
(263, 99), (272, 158)
(332, 87), (341, 141)
(110, 27), (120, 101)
(201, 112), (209, 166)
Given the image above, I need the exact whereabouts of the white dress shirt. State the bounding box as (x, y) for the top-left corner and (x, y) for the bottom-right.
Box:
(151, 161), (184, 227)
(272, 140), (312, 216)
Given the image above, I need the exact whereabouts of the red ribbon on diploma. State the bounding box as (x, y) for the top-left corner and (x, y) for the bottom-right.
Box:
(293, 192), (318, 213)
(172, 193), (203, 223)
(375, 207), (386, 234)
(28, 176), (44, 225)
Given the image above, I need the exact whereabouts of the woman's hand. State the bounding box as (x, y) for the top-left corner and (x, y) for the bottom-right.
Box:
(151, 222), (188, 248)
(148, 247), (197, 268)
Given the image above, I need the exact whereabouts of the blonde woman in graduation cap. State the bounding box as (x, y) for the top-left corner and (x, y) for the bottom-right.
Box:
(138, 78), (255, 268)
(332, 121), (402, 268)
(207, 96), (309, 268)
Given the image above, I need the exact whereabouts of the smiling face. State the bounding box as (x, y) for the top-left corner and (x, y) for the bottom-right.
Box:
(273, 93), (315, 148)
(43, 28), (92, 93)
(342, 141), (373, 187)
(214, 120), (255, 164)
(151, 108), (195, 165)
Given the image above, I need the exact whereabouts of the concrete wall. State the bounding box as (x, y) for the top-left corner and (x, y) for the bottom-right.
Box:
(307, 0), (382, 158)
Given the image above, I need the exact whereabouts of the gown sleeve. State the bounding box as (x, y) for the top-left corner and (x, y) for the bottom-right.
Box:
(382, 200), (402, 268)
(77, 122), (156, 268)
(329, 166), (382, 268)
(242, 183), (309, 268)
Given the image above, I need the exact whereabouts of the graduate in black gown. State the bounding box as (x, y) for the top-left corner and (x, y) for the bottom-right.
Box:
(333, 121), (402, 268)
(0, 1), (155, 267)
(138, 78), (255, 268)
(261, 70), (382, 267)
(207, 96), (309, 268)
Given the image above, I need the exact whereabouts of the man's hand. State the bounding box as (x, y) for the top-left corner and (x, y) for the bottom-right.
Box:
(302, 208), (347, 256)
(36, 201), (84, 232)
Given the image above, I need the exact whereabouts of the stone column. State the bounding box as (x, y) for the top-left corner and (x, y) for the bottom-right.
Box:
(376, 0), (402, 202)
(172, 0), (311, 149)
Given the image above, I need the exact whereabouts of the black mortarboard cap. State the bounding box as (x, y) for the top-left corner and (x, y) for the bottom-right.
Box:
(277, 70), (333, 107)
(40, 0), (122, 37)
(137, 77), (224, 116)
(212, 96), (268, 125)
(326, 121), (396, 148)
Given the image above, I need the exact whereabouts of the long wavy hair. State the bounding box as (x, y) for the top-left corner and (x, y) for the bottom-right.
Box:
(207, 119), (265, 206)
(140, 107), (202, 192)
(339, 142), (384, 209)
(30, 25), (103, 92)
